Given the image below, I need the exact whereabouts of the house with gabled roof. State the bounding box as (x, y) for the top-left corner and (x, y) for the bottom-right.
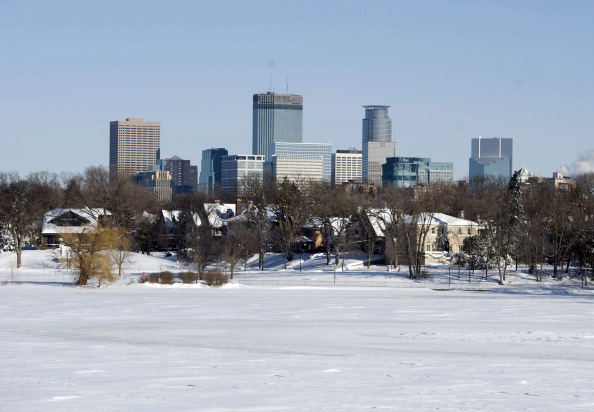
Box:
(156, 202), (239, 249)
(361, 209), (481, 264)
(41, 208), (112, 247)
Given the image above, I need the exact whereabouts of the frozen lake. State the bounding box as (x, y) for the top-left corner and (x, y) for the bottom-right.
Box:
(2, 283), (594, 411)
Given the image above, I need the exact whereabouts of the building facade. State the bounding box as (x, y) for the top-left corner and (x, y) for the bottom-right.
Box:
(332, 149), (362, 185)
(267, 141), (331, 182)
(252, 92), (303, 157)
(134, 170), (173, 202)
(109, 118), (160, 178)
(269, 156), (324, 184)
(199, 148), (228, 192)
(362, 106), (395, 186)
(158, 155), (197, 190)
(469, 137), (513, 181)
(220, 154), (265, 197)
(383, 157), (454, 187)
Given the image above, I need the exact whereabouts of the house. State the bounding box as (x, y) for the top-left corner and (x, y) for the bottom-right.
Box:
(362, 209), (481, 264)
(156, 202), (239, 249)
(41, 208), (112, 247)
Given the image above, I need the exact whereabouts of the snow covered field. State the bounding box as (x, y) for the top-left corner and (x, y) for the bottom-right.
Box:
(1, 250), (594, 411)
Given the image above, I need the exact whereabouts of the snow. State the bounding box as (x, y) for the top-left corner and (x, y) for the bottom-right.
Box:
(1, 249), (594, 411)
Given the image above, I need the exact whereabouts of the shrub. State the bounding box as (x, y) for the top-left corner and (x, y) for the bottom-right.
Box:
(159, 271), (175, 284)
(148, 273), (160, 283)
(179, 271), (198, 284)
(203, 269), (228, 287)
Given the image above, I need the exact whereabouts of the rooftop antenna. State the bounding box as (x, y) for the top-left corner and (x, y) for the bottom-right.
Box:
(269, 74), (272, 92)
(286, 76), (289, 94)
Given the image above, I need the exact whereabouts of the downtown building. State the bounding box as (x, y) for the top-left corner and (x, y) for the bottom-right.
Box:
(109, 118), (160, 179)
(252, 92), (303, 158)
(362, 106), (396, 186)
(199, 148), (228, 193)
(382, 157), (453, 188)
(155, 155), (198, 195)
(220, 154), (265, 198)
(469, 137), (513, 181)
(266, 141), (332, 183)
(332, 149), (362, 185)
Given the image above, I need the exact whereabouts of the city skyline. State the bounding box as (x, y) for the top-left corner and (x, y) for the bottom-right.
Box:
(1, 1), (594, 179)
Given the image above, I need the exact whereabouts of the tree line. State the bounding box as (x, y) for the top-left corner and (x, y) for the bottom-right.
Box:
(1, 166), (593, 285)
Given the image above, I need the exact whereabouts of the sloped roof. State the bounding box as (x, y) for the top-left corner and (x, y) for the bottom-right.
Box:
(365, 210), (479, 238)
(161, 203), (237, 229)
(42, 208), (111, 235)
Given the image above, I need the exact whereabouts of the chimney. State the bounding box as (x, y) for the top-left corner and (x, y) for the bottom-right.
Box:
(458, 210), (465, 219)
(235, 198), (243, 216)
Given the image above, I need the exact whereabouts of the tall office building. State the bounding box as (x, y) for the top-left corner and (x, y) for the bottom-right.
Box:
(109, 118), (160, 178)
(362, 106), (395, 186)
(332, 149), (362, 185)
(383, 157), (454, 188)
(199, 148), (228, 192)
(220, 154), (265, 197)
(469, 137), (513, 180)
(156, 155), (198, 194)
(252, 92), (303, 157)
(267, 142), (332, 182)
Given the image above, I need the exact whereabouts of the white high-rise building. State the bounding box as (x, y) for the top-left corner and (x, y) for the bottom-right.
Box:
(220, 154), (265, 197)
(332, 149), (362, 185)
(267, 142), (332, 183)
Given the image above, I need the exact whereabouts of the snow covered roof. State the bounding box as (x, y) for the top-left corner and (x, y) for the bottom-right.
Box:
(418, 213), (479, 227)
(161, 203), (237, 229)
(42, 208), (111, 235)
(364, 210), (479, 237)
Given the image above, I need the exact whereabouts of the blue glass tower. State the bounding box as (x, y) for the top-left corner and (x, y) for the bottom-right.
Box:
(199, 148), (228, 192)
(469, 137), (513, 180)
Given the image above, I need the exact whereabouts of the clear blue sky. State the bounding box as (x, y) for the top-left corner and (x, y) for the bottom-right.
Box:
(1, 0), (593, 179)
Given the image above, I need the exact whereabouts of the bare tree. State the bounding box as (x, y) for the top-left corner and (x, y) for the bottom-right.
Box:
(0, 172), (61, 268)
(220, 234), (243, 279)
(110, 229), (133, 277)
(239, 174), (271, 270)
(307, 182), (360, 265)
(267, 177), (312, 268)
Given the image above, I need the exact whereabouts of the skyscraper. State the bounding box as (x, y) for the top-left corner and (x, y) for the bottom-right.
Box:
(469, 137), (513, 180)
(362, 106), (396, 186)
(109, 118), (160, 178)
(199, 148), (228, 192)
(332, 149), (362, 185)
(252, 92), (303, 157)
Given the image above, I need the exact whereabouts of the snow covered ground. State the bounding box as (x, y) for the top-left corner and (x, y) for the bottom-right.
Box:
(1, 250), (594, 411)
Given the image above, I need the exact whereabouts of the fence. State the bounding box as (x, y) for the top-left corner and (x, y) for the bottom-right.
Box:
(233, 278), (594, 291)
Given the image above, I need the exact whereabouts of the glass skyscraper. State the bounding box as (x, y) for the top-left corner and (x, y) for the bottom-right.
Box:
(199, 148), (228, 192)
(252, 92), (303, 158)
(469, 137), (513, 180)
(362, 106), (395, 186)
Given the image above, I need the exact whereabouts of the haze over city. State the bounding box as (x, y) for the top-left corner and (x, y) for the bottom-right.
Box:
(1, 0), (593, 179)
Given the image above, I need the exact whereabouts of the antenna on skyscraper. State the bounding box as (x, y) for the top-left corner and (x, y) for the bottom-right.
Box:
(269, 74), (272, 92)
(286, 76), (289, 94)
